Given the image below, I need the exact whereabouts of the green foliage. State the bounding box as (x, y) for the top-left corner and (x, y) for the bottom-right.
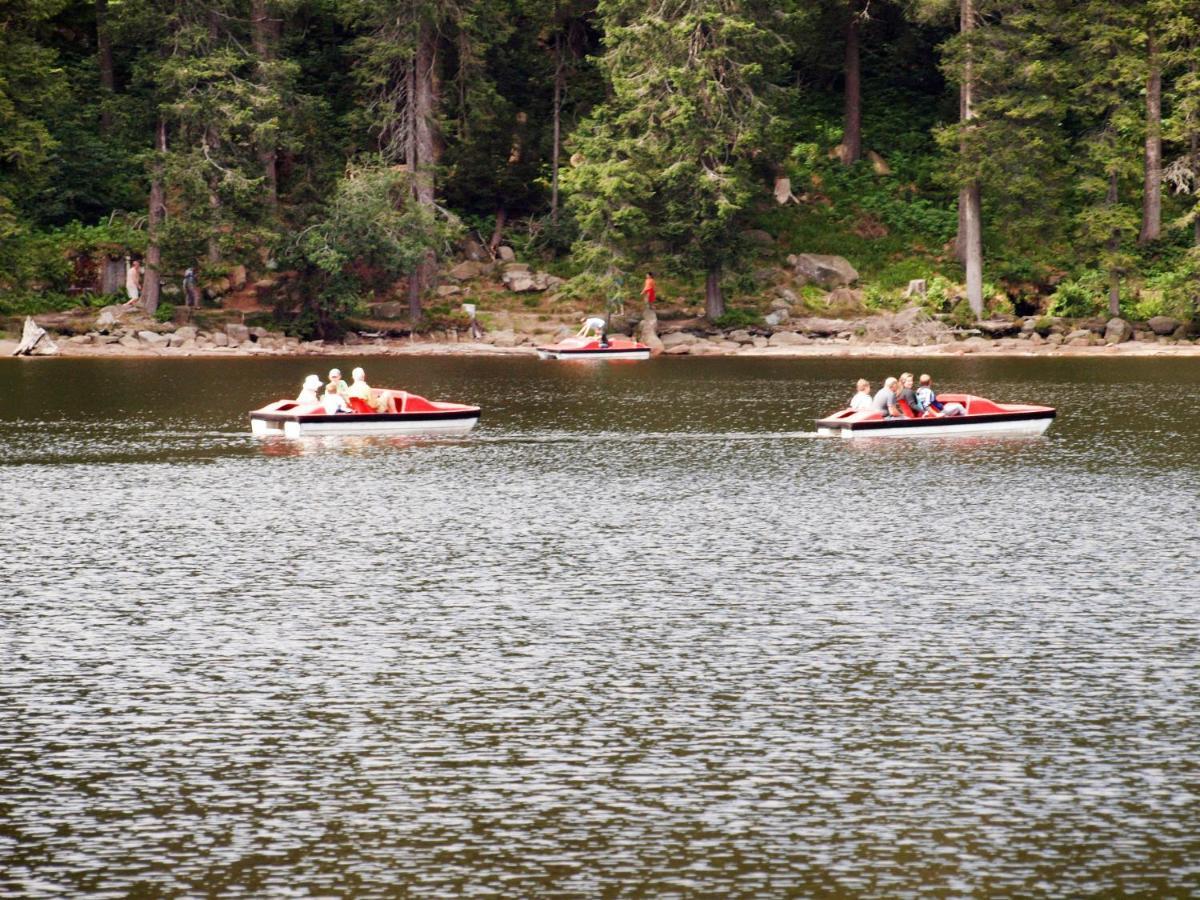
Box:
(283, 159), (461, 337)
(154, 302), (176, 324)
(1047, 277), (1104, 318)
(712, 308), (760, 329)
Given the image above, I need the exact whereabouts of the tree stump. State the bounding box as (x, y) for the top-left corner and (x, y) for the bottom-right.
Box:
(13, 317), (59, 356)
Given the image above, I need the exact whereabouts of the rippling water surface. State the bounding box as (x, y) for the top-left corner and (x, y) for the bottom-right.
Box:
(2, 356), (1199, 896)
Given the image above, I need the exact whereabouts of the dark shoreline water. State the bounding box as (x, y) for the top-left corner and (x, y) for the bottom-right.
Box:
(2, 357), (1199, 895)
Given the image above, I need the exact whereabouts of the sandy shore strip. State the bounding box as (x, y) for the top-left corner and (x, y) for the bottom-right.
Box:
(6, 337), (1200, 359)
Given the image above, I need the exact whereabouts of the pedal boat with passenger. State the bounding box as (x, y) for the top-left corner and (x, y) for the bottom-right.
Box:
(250, 390), (481, 438)
(536, 336), (651, 361)
(815, 394), (1055, 438)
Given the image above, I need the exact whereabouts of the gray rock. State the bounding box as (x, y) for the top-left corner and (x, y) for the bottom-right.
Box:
(502, 271), (539, 292)
(1104, 317), (1134, 344)
(764, 310), (788, 326)
(768, 331), (807, 347)
(491, 330), (519, 347)
(118, 335), (141, 349)
(727, 329), (754, 344)
(1064, 329), (1093, 343)
(212, 332), (230, 347)
(663, 343), (692, 355)
(752, 336), (769, 348)
(138, 330), (168, 345)
(660, 331), (699, 349)
(637, 307), (664, 354)
(795, 317), (851, 336)
(774, 287), (798, 305)
(174, 326), (197, 342)
(1148, 315), (1181, 336)
(497, 246), (516, 262)
(95, 305), (131, 329)
(459, 237), (488, 262)
(976, 318), (1020, 337)
(957, 336), (992, 353)
(249, 326), (269, 340)
(436, 284), (462, 297)
(786, 253), (859, 288)
(225, 323), (251, 344)
(769, 298), (791, 312)
(448, 260), (489, 281)
(1045, 333), (1063, 346)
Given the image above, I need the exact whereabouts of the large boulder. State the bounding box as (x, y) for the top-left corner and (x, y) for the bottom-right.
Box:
(768, 330), (808, 347)
(138, 330), (168, 346)
(502, 269), (539, 292)
(824, 287), (866, 315)
(786, 253), (859, 288)
(1148, 315), (1181, 336)
(1104, 317), (1134, 344)
(12, 317), (59, 356)
(764, 310), (788, 326)
(497, 245), (516, 262)
(225, 323), (251, 344)
(637, 309), (664, 355)
(660, 331), (698, 349)
(95, 305), (132, 330)
(795, 317), (851, 337)
(975, 318), (1021, 338)
(449, 260), (490, 281)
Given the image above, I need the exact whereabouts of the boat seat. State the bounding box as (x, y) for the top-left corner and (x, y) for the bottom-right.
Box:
(348, 396), (375, 414)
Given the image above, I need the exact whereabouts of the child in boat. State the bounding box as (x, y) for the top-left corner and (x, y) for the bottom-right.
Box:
(322, 381), (350, 414)
(296, 374), (323, 404)
(850, 379), (872, 411)
(917, 374), (965, 416)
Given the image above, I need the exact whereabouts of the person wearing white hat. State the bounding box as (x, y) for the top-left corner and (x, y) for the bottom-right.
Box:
(295, 374), (323, 404)
(327, 368), (350, 402)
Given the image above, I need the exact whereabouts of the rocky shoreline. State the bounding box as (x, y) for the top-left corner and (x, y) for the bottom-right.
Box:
(6, 300), (1200, 360)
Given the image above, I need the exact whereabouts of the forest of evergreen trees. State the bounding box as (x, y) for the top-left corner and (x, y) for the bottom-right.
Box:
(2, 0), (1199, 328)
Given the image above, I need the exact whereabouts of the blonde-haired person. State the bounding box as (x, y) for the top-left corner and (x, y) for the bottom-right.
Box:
(872, 376), (901, 419)
(849, 378), (873, 411)
(346, 366), (397, 413)
(295, 374), (322, 404)
(917, 374), (965, 417)
(894, 372), (921, 417)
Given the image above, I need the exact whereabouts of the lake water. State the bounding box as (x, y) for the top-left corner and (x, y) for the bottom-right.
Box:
(2, 356), (1198, 896)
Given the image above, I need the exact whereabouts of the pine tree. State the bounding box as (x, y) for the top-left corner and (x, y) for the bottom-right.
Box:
(565, 0), (793, 319)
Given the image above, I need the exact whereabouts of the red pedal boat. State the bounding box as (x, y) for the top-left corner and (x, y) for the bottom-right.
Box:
(815, 394), (1055, 438)
(250, 389), (480, 438)
(536, 337), (651, 360)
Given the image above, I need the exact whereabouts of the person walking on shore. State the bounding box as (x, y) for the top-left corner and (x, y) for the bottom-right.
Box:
(123, 259), (142, 307)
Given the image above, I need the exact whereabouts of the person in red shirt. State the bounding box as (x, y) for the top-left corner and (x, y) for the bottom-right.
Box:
(641, 271), (656, 306)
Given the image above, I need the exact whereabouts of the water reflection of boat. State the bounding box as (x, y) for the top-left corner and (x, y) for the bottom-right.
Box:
(536, 337), (651, 361)
(250, 390), (480, 438)
(815, 394), (1055, 438)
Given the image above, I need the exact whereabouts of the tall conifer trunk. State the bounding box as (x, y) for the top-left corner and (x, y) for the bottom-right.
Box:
(705, 267), (724, 319)
(842, 1), (861, 165)
(251, 0), (278, 213)
(1139, 33), (1162, 244)
(550, 27), (564, 223)
(1106, 171), (1121, 316)
(143, 120), (167, 315)
(95, 0), (114, 133)
(959, 0), (983, 317)
(408, 18), (439, 322)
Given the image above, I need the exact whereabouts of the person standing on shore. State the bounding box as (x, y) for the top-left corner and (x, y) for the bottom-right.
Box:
(641, 271), (656, 307)
(124, 259), (142, 307)
(183, 267), (200, 308)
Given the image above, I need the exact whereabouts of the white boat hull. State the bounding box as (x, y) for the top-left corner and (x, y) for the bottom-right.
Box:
(817, 416), (1053, 438)
(537, 347), (651, 360)
(251, 414), (479, 438)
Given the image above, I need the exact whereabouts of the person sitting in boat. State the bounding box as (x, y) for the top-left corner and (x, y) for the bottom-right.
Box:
(346, 366), (397, 414)
(872, 376), (902, 419)
(895, 372), (923, 418)
(578, 315), (610, 347)
(327, 368), (351, 403)
(850, 378), (873, 411)
(296, 374), (323, 405)
(322, 381), (351, 414)
(917, 374), (965, 417)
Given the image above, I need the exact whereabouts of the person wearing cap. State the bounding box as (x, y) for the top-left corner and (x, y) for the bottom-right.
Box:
(295, 374), (323, 404)
(327, 368), (351, 402)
